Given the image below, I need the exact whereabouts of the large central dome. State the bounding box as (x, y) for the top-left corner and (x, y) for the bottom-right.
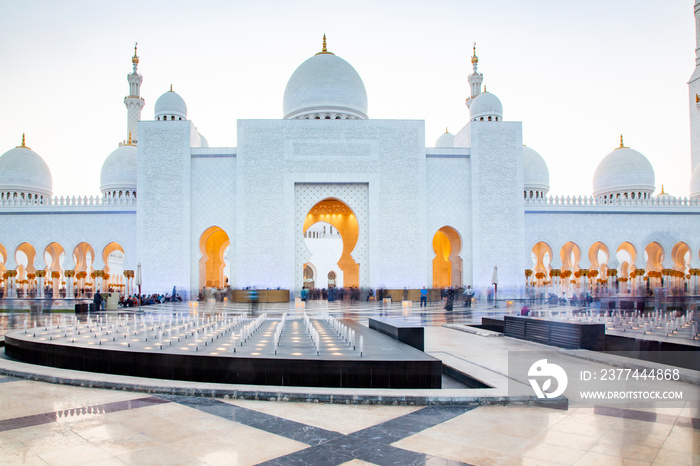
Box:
(283, 37), (368, 120)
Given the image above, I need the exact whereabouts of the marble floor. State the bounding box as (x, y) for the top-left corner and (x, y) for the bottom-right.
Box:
(0, 374), (697, 465)
(0, 300), (698, 465)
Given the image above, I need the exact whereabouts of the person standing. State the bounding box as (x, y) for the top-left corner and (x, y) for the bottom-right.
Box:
(444, 288), (454, 311)
(420, 286), (428, 307)
(464, 285), (474, 307)
(93, 288), (103, 312)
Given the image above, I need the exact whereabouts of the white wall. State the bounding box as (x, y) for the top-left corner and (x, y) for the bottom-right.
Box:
(136, 120), (193, 296)
(235, 119), (428, 292)
(425, 148), (472, 287)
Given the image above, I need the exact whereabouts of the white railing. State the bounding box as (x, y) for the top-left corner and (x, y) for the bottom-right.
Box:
(525, 195), (700, 208)
(0, 195), (137, 208)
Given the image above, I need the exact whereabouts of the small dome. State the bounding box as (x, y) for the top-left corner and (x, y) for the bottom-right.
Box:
(283, 43), (368, 120)
(691, 165), (700, 199)
(470, 91), (503, 121)
(100, 144), (137, 195)
(0, 142), (52, 197)
(593, 143), (655, 200)
(155, 88), (187, 120)
(435, 130), (454, 148)
(523, 146), (550, 194)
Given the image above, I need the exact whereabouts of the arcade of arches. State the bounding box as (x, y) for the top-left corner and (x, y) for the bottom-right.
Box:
(0, 241), (131, 298)
(432, 226), (462, 288)
(303, 199), (359, 288)
(529, 240), (699, 295)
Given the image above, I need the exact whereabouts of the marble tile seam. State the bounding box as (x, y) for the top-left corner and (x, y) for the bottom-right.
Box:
(251, 405), (477, 466)
(163, 395), (342, 446)
(0, 395), (168, 432)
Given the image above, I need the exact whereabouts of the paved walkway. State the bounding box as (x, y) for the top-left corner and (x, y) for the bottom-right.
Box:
(0, 301), (697, 465)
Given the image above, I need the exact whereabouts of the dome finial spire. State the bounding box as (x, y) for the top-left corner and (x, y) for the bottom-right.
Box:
(471, 42), (478, 65)
(16, 133), (30, 149)
(660, 184), (666, 194)
(619, 134), (625, 148)
(315, 33), (334, 55)
(170, 84), (173, 92)
(131, 42), (139, 72)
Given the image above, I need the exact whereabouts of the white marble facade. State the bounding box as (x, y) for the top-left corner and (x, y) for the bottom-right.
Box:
(2, 16), (700, 300)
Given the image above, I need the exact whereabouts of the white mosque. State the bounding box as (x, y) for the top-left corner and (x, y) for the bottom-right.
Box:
(2, 11), (700, 302)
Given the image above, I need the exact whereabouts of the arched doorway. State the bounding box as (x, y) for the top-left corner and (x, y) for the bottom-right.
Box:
(303, 263), (316, 289)
(560, 242), (582, 294)
(589, 241), (610, 289)
(15, 243), (37, 298)
(671, 242), (690, 292)
(199, 226), (230, 290)
(303, 199), (359, 288)
(432, 226), (462, 288)
(102, 242), (125, 292)
(44, 242), (66, 297)
(73, 242), (95, 297)
(644, 242), (665, 288)
(531, 241), (553, 287)
(671, 242), (690, 272)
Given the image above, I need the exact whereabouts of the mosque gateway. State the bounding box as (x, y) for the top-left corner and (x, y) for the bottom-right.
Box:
(1, 32), (700, 302)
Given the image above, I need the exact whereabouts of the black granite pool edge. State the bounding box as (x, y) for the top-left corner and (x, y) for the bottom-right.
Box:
(0, 351), (565, 407)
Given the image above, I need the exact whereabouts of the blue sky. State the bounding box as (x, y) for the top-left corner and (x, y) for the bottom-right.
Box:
(0, 0), (694, 197)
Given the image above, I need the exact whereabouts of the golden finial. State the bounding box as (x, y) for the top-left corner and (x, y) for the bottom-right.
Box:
(127, 132), (133, 145)
(132, 42), (139, 64)
(17, 133), (29, 149)
(170, 84), (173, 92)
(619, 134), (625, 148)
(445, 127), (449, 134)
(315, 33), (335, 55)
(660, 184), (666, 195)
(483, 85), (487, 93)
(471, 42), (478, 64)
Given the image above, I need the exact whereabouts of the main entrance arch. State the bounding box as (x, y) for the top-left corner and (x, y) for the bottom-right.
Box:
(303, 199), (359, 288)
(295, 184), (368, 291)
(199, 226), (230, 289)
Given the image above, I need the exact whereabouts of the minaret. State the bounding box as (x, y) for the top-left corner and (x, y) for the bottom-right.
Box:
(124, 42), (144, 144)
(466, 42), (483, 108)
(689, 1), (700, 172)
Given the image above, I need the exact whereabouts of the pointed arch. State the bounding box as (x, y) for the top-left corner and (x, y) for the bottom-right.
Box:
(303, 199), (359, 287)
(531, 242), (553, 274)
(616, 242), (637, 278)
(432, 226), (463, 288)
(102, 242), (126, 290)
(560, 242), (582, 272)
(15, 242), (37, 279)
(671, 242), (690, 272)
(73, 242), (95, 274)
(644, 242), (664, 271)
(199, 226), (230, 289)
